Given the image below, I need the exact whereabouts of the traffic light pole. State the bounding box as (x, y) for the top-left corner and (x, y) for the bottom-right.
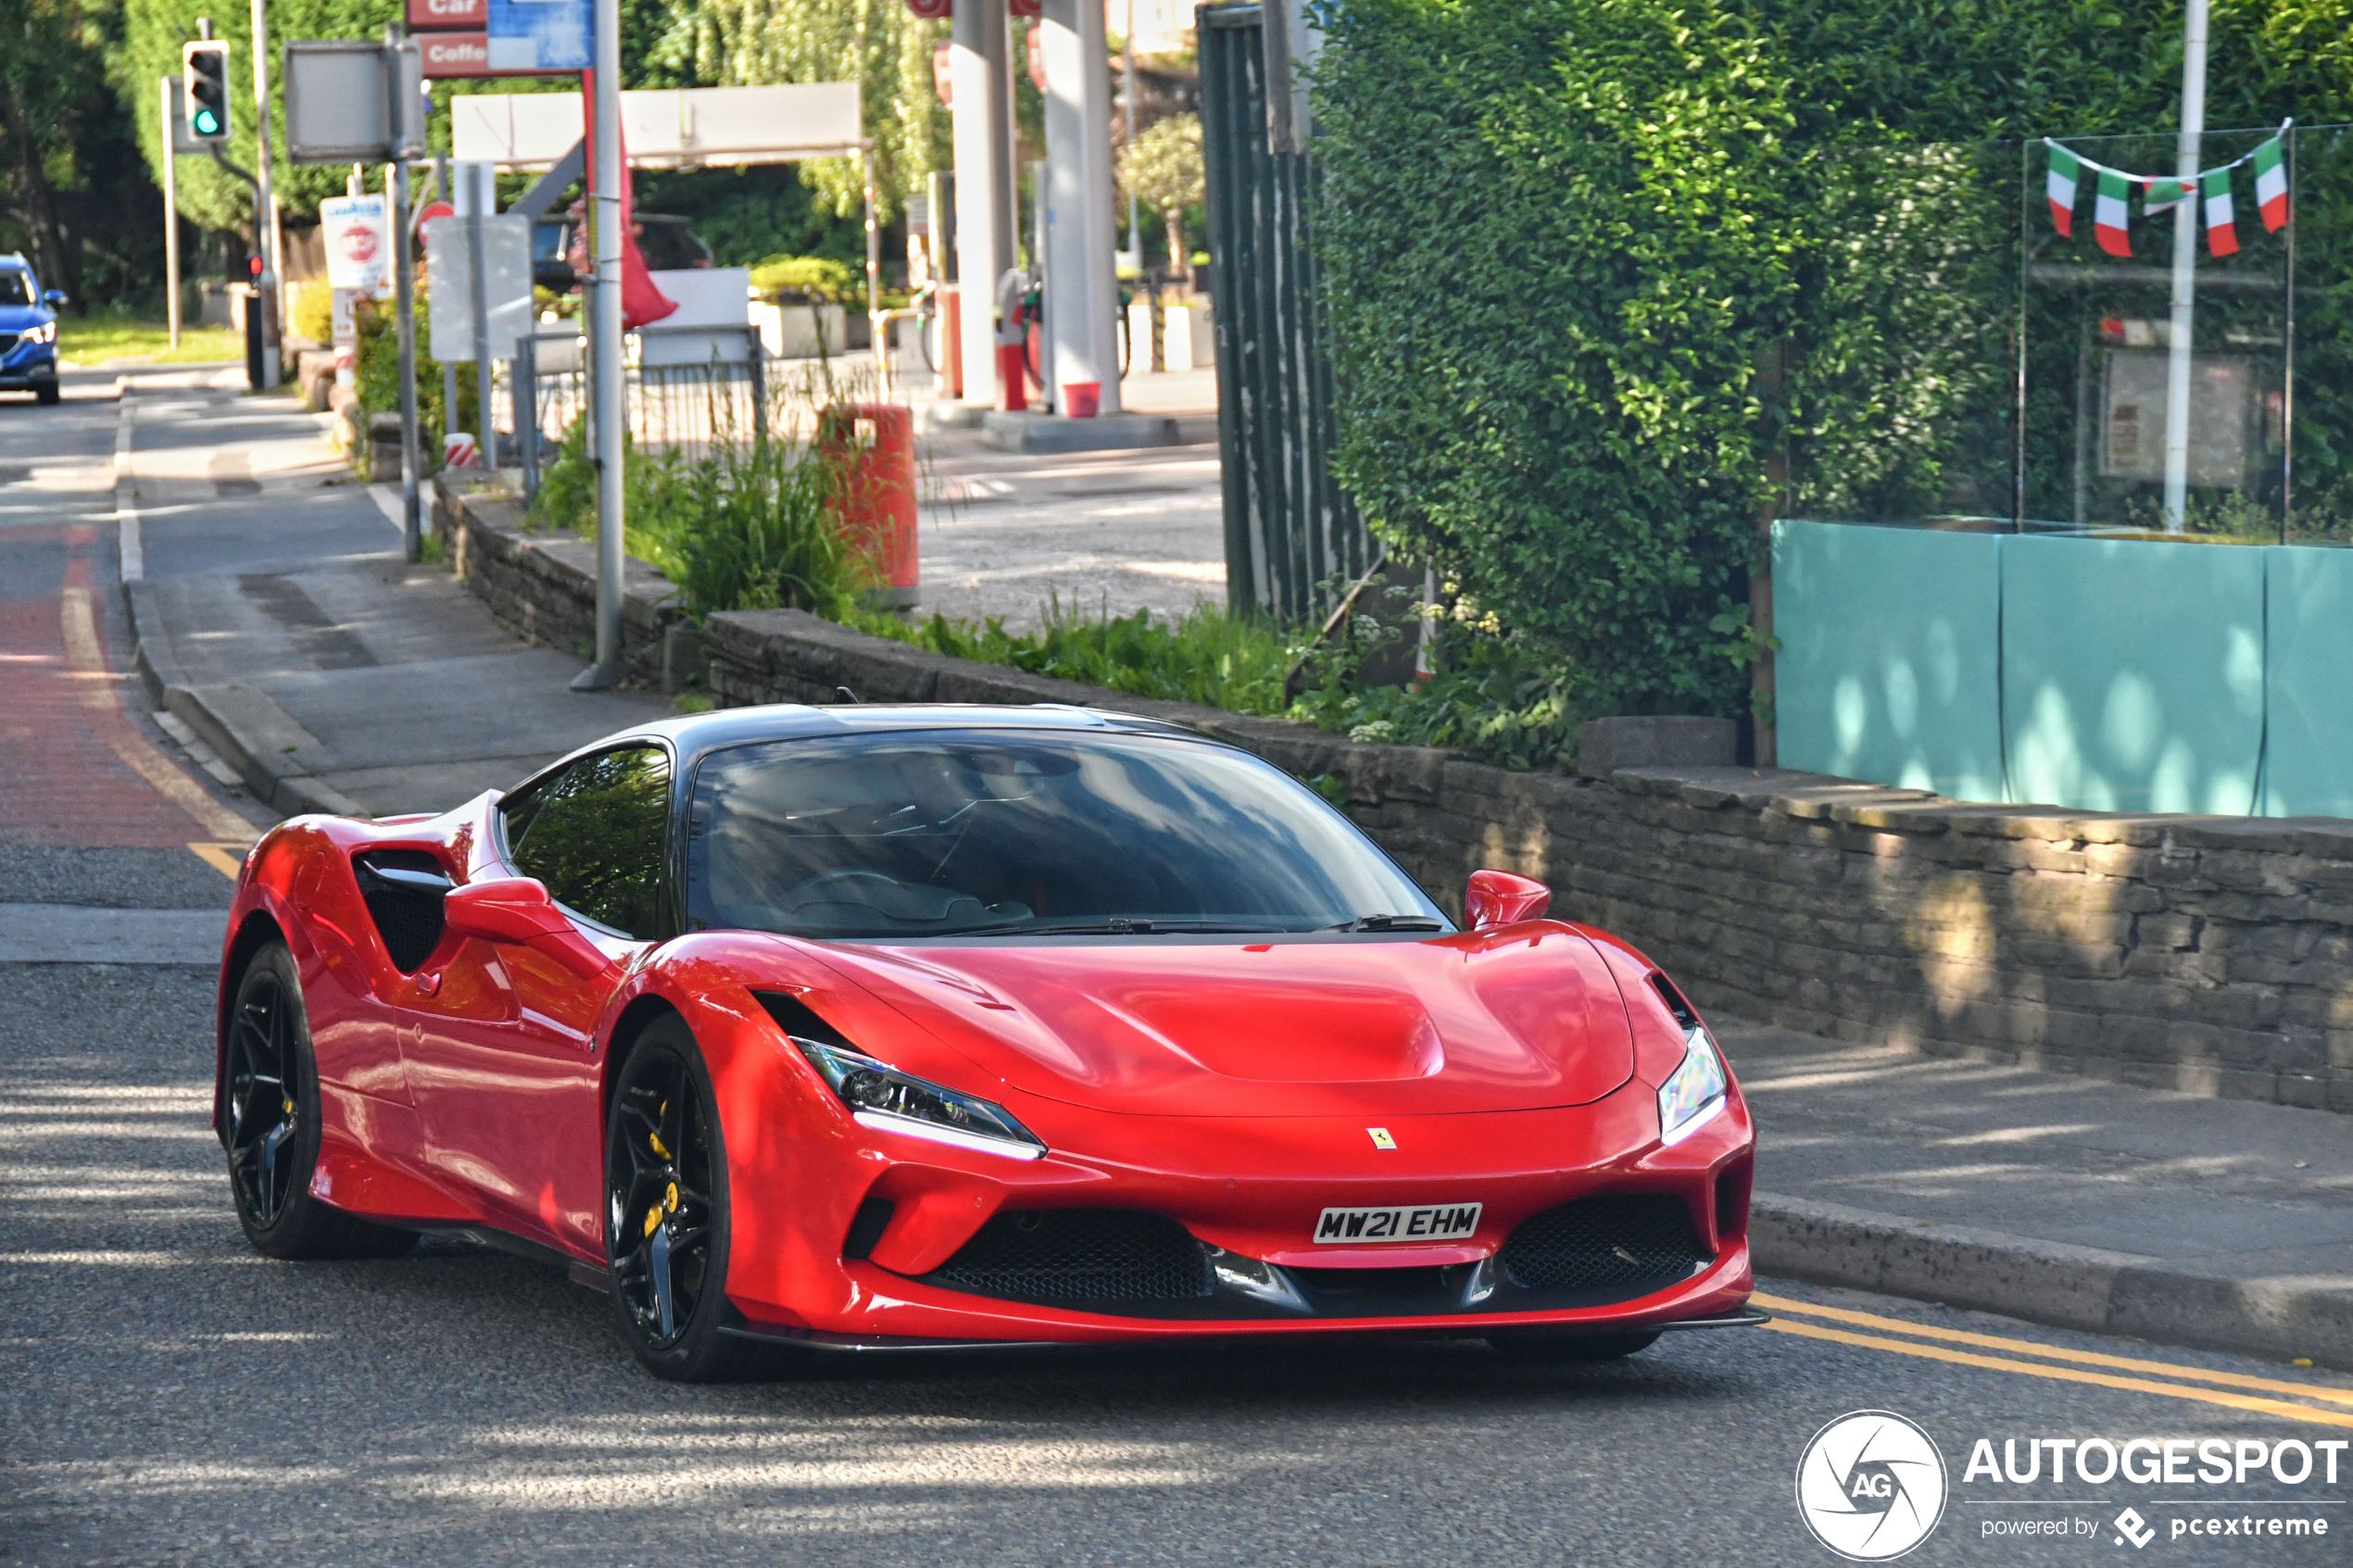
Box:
(248, 0), (280, 388)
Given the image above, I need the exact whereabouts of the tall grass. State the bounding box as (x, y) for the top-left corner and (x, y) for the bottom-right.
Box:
(857, 596), (1298, 715)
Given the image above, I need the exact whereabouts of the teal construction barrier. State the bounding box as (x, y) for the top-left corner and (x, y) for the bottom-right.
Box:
(2002, 534), (2264, 815)
(2263, 546), (2353, 819)
(1773, 521), (2349, 821)
(1774, 521), (2003, 801)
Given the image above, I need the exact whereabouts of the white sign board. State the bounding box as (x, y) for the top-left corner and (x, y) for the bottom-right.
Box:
(424, 214), (535, 361)
(320, 195), (392, 293)
(637, 268), (753, 367)
(451, 83), (863, 169)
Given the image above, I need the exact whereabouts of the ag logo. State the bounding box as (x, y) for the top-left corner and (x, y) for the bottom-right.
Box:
(1794, 1410), (1948, 1561)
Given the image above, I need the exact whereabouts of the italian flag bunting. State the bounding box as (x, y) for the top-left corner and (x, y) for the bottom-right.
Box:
(2202, 168), (2239, 257)
(2095, 170), (2133, 257)
(2046, 143), (2081, 236)
(2252, 137), (2290, 231)
(2145, 178), (2193, 215)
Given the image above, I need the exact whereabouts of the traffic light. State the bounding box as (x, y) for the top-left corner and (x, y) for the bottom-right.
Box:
(182, 41), (231, 144)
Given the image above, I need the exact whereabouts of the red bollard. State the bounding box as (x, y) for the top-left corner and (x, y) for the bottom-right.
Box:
(819, 404), (920, 611)
(997, 342), (1027, 411)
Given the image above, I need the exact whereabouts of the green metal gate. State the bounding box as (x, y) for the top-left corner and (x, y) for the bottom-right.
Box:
(1198, 2), (1371, 622)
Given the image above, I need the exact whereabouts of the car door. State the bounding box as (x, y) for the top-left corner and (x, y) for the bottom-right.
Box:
(402, 744), (676, 1254)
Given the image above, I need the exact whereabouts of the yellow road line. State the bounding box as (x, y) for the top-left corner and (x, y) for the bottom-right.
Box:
(1764, 1318), (2353, 1429)
(1755, 1291), (2353, 1408)
(59, 585), (257, 846)
(187, 843), (245, 879)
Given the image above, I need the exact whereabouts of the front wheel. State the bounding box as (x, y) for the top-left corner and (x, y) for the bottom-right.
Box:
(34, 381), (59, 406)
(604, 1017), (756, 1381)
(221, 942), (416, 1260)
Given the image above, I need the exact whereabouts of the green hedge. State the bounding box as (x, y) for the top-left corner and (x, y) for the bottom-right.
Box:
(1309, 0), (2353, 722)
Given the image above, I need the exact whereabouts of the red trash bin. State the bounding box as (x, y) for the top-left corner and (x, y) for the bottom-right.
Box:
(819, 404), (920, 611)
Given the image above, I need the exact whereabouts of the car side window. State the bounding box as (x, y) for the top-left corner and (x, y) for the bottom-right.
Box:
(507, 746), (674, 939)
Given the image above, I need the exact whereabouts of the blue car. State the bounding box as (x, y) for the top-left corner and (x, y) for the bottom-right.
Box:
(0, 255), (65, 405)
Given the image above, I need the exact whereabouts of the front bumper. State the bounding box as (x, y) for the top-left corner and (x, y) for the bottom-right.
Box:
(716, 1048), (1759, 1345)
(0, 347), (57, 389)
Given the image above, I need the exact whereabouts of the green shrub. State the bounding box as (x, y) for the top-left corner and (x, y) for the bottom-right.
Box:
(857, 597), (1298, 715)
(749, 255), (862, 302)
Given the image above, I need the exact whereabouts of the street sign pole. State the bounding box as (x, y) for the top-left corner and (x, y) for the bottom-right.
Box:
(160, 77), (182, 350)
(250, 0), (282, 387)
(470, 162), (496, 476)
(573, 0), (625, 690)
(394, 153), (421, 558)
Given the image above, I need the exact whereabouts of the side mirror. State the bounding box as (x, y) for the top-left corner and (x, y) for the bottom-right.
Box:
(442, 876), (570, 944)
(1466, 869), (1551, 931)
(41, 290), (65, 308)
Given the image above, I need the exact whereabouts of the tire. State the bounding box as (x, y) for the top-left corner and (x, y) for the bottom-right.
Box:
(1487, 1328), (1660, 1362)
(221, 942), (417, 1260)
(604, 1016), (758, 1382)
(34, 381), (59, 406)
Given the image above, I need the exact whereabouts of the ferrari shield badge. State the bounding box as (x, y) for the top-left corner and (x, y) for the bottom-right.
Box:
(1366, 1127), (1397, 1150)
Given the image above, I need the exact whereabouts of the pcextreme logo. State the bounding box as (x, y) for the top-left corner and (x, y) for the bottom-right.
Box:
(1796, 1410), (1951, 1561)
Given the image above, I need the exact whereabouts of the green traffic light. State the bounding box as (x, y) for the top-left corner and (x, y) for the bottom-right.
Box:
(194, 108), (221, 135)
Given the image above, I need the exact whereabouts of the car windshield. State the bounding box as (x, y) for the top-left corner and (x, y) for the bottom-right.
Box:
(686, 730), (1450, 940)
(0, 271), (32, 307)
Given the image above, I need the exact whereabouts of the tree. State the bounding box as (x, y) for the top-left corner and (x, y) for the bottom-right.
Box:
(1116, 111), (1200, 283)
(689, 0), (948, 220)
(1, 0), (147, 307)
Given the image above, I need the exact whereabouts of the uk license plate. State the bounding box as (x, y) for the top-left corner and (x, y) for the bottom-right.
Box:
(1313, 1202), (1482, 1245)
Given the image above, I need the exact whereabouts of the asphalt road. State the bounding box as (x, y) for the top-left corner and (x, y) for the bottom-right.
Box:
(5, 373), (2353, 1568)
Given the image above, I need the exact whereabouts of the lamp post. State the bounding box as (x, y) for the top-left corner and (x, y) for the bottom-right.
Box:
(2161, 0), (2209, 532)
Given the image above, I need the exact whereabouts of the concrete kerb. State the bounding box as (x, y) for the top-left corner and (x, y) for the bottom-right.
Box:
(1752, 1191), (2353, 1371)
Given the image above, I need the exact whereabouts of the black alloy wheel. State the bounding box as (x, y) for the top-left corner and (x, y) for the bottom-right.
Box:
(603, 1017), (754, 1381)
(1486, 1328), (1661, 1362)
(222, 942), (415, 1260)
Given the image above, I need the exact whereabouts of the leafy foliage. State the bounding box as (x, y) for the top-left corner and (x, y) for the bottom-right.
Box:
(688, 0), (948, 220)
(1117, 113), (1204, 279)
(1311, 0), (2353, 722)
(861, 598), (1298, 716)
(748, 254), (861, 301)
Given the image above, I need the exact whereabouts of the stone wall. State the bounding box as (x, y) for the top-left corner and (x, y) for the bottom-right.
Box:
(432, 477), (680, 681)
(705, 605), (2353, 1115)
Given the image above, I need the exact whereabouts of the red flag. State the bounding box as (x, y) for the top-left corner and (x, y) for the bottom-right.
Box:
(581, 70), (676, 331)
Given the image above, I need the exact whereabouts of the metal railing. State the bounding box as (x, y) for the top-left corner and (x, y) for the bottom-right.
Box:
(511, 323), (772, 502)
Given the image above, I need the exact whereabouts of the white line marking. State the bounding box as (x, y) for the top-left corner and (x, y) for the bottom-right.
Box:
(115, 387), (140, 583)
(366, 483), (406, 533)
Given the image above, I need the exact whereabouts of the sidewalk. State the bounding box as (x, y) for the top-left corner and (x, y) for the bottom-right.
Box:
(1723, 1016), (2353, 1368)
(119, 372), (669, 818)
(113, 372), (2353, 1373)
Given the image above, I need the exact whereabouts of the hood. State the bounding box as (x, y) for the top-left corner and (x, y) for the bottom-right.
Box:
(0, 305), (51, 333)
(802, 926), (1634, 1118)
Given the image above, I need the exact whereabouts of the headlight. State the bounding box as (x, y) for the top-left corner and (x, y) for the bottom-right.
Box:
(1655, 1027), (1729, 1147)
(795, 1039), (1047, 1161)
(22, 320), (55, 345)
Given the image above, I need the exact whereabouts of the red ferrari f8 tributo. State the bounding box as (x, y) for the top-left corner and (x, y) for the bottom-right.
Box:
(212, 704), (1761, 1378)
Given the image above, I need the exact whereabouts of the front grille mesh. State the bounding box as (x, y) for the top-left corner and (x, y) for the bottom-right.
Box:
(1499, 1194), (1707, 1294)
(0, 333), (19, 357)
(930, 1210), (1211, 1304)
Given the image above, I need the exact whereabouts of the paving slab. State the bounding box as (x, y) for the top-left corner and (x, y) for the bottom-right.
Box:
(1719, 1014), (2353, 1366)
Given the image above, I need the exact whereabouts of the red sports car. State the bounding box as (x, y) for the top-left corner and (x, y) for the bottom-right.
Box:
(214, 705), (1760, 1380)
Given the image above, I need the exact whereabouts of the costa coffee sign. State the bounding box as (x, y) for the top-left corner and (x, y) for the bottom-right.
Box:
(419, 32), (493, 75)
(407, 0), (487, 28)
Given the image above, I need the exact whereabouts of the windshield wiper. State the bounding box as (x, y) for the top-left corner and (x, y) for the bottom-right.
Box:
(982, 918), (1290, 936)
(1325, 913), (1446, 933)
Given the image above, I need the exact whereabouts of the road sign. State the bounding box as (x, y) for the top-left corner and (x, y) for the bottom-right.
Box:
(321, 194), (391, 293)
(487, 0), (591, 72)
(409, 0), (488, 27)
(283, 40), (426, 163)
(182, 41), (232, 144)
